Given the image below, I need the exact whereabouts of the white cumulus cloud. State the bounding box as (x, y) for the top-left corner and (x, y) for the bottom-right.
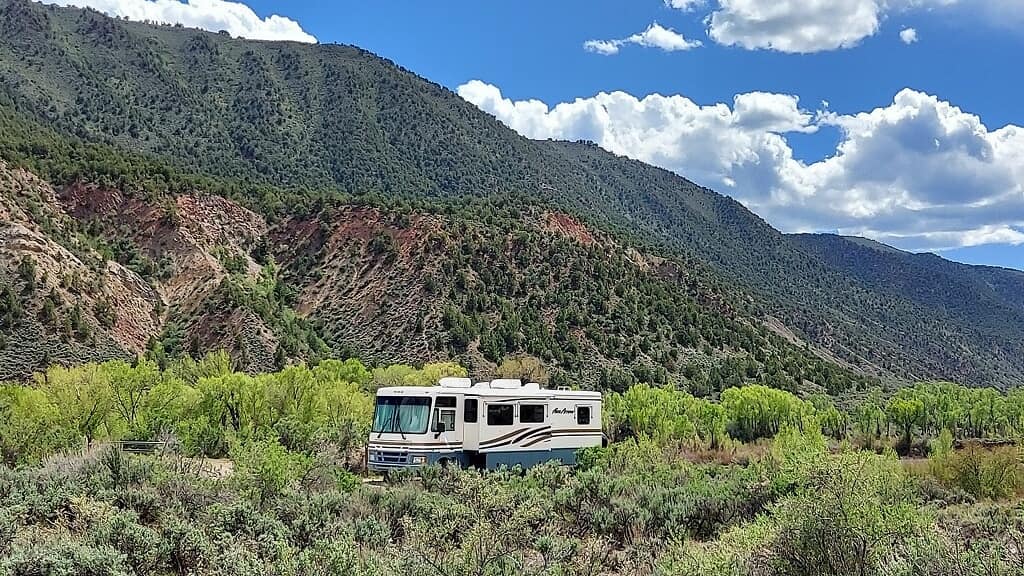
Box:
(702, 0), (963, 53)
(582, 39), (622, 56)
(900, 27), (919, 43)
(585, 23), (702, 55)
(458, 81), (1024, 251)
(708, 0), (884, 53)
(40, 0), (317, 43)
(664, 0), (705, 11)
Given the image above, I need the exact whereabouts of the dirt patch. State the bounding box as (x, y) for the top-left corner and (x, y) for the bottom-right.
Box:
(193, 458), (234, 479)
(763, 315), (861, 373)
(284, 207), (450, 365)
(540, 212), (596, 246)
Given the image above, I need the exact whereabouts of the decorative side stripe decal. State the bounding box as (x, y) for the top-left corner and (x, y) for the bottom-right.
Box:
(492, 430), (604, 450)
(480, 427), (533, 445)
(521, 434), (551, 448)
(480, 426), (551, 449)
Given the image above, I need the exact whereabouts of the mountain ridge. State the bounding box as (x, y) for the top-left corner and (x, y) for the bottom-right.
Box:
(1, 0), (1023, 388)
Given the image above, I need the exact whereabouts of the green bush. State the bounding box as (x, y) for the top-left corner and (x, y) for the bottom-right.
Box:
(760, 451), (925, 576)
(603, 384), (728, 447)
(928, 440), (1024, 500)
(89, 511), (165, 574)
(0, 509), (15, 555)
(0, 356), (388, 463)
(208, 499), (290, 561)
(557, 438), (774, 544)
(160, 518), (216, 575)
(230, 437), (310, 505)
(0, 385), (69, 465)
(1, 541), (130, 576)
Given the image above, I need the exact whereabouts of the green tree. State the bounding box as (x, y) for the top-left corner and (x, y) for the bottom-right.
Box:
(106, 360), (162, 438)
(721, 385), (810, 442)
(495, 355), (549, 384)
(887, 392), (926, 449)
(0, 385), (67, 464)
(38, 364), (115, 444)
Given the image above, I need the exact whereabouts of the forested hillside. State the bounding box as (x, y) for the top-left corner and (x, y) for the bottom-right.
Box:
(1, 0), (1023, 387)
(793, 233), (1024, 380)
(0, 157), (869, 392)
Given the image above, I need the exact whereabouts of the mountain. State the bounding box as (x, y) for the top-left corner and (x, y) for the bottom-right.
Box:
(0, 0), (1022, 389)
(792, 234), (1024, 381)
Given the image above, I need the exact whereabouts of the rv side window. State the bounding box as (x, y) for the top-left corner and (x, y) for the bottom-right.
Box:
(433, 408), (456, 433)
(487, 404), (514, 426)
(431, 397), (457, 433)
(520, 404), (545, 423)
(464, 399), (478, 423)
(577, 406), (591, 425)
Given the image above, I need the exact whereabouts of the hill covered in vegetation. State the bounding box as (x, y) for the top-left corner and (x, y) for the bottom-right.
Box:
(0, 0), (1023, 388)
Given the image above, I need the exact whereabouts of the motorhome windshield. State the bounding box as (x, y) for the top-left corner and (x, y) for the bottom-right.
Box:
(372, 397), (432, 434)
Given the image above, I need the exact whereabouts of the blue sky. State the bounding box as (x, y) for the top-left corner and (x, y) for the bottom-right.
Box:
(45, 0), (1024, 271)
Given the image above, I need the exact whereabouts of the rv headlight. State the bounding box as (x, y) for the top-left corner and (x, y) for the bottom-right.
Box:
(411, 455), (427, 465)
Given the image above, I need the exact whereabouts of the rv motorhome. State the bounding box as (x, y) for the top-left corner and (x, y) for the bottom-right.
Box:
(367, 378), (603, 472)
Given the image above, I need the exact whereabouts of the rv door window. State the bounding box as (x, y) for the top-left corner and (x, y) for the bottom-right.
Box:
(434, 408), (456, 433)
(577, 406), (591, 426)
(487, 404), (514, 426)
(464, 399), (478, 423)
(520, 404), (545, 423)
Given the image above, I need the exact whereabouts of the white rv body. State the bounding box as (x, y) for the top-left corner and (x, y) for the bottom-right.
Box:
(367, 378), (603, 472)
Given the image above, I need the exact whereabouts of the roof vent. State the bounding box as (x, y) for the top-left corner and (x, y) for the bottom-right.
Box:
(522, 382), (541, 391)
(439, 377), (472, 388)
(489, 379), (523, 389)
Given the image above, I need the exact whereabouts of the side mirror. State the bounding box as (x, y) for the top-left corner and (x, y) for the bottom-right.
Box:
(434, 422), (447, 435)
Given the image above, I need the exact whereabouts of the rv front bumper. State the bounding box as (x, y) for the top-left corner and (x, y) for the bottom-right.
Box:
(366, 448), (429, 471)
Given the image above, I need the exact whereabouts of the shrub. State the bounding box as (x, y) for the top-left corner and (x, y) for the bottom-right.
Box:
(89, 511), (165, 574)
(161, 518), (216, 575)
(759, 421), (828, 493)
(108, 484), (163, 523)
(274, 490), (353, 549)
(353, 517), (390, 549)
(759, 450), (926, 576)
(658, 518), (774, 576)
(0, 509), (15, 555)
(230, 436), (311, 505)
(208, 499), (289, 560)
(97, 448), (156, 489)
(927, 441), (1024, 500)
(1, 541), (130, 576)
(294, 540), (362, 575)
(894, 505), (1024, 575)
(557, 439), (774, 545)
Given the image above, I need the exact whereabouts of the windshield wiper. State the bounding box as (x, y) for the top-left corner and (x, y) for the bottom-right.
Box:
(394, 399), (407, 440)
(376, 403), (392, 439)
(375, 400), (407, 439)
